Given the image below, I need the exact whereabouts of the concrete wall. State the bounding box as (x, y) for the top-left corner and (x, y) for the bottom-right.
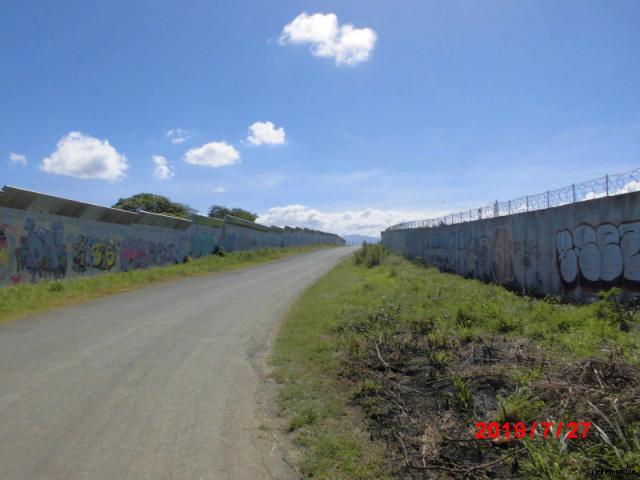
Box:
(381, 191), (640, 302)
(0, 205), (343, 287)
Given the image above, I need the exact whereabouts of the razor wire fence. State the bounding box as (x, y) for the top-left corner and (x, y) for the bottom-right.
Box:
(386, 168), (640, 231)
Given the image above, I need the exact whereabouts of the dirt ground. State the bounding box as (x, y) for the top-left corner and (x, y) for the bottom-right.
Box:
(340, 317), (640, 479)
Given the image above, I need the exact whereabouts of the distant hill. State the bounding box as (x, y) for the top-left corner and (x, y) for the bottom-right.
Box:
(343, 234), (380, 246)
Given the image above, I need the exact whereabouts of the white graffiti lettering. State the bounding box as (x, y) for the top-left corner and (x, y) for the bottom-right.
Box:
(556, 222), (640, 286)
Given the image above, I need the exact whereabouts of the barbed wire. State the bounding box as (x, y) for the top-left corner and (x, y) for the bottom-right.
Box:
(386, 168), (640, 231)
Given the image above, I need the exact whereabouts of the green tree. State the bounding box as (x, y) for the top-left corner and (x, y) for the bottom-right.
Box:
(208, 205), (258, 222)
(112, 193), (193, 219)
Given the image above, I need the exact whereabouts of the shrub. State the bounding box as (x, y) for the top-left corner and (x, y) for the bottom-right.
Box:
(354, 242), (387, 268)
(595, 288), (633, 331)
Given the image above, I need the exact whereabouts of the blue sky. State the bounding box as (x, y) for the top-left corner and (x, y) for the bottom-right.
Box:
(2, 1), (639, 236)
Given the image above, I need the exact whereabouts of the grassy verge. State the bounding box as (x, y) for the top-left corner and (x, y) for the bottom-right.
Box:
(273, 244), (640, 479)
(0, 244), (336, 324)
(272, 251), (393, 480)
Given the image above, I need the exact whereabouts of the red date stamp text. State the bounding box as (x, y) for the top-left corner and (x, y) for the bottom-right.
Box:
(475, 421), (591, 440)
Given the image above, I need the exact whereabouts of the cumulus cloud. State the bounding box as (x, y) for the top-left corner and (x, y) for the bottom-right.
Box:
(152, 155), (174, 180)
(183, 141), (240, 168)
(279, 12), (377, 65)
(258, 205), (436, 237)
(166, 128), (190, 144)
(585, 180), (640, 200)
(247, 121), (286, 145)
(617, 180), (640, 194)
(8, 152), (27, 165)
(41, 132), (128, 181)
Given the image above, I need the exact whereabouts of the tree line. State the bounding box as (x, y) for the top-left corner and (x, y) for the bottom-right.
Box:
(112, 193), (258, 222)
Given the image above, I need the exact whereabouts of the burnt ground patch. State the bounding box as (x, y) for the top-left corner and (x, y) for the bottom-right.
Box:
(337, 311), (640, 479)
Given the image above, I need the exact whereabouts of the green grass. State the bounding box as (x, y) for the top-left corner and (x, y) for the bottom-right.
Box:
(377, 255), (639, 361)
(272, 245), (640, 479)
(0, 244), (336, 323)
(272, 256), (394, 480)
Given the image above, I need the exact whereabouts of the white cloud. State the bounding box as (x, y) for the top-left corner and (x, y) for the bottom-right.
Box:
(212, 186), (226, 193)
(152, 155), (174, 180)
(279, 12), (377, 65)
(166, 128), (190, 144)
(247, 121), (286, 145)
(583, 191), (606, 201)
(258, 205), (438, 237)
(584, 179), (640, 200)
(183, 141), (240, 168)
(41, 132), (128, 182)
(8, 152), (27, 165)
(613, 179), (640, 195)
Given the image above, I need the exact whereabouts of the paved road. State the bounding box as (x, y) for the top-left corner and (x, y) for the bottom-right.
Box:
(0, 246), (354, 480)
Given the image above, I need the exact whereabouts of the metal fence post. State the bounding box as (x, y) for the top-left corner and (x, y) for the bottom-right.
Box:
(546, 191), (550, 208)
(572, 184), (576, 203)
(605, 175), (609, 196)
(526, 196), (529, 212)
(508, 200), (511, 215)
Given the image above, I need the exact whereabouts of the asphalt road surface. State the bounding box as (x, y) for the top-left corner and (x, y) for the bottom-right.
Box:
(0, 246), (354, 480)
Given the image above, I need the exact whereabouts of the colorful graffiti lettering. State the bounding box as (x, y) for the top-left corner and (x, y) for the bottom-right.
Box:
(557, 222), (640, 288)
(72, 235), (118, 272)
(120, 238), (182, 271)
(14, 219), (67, 282)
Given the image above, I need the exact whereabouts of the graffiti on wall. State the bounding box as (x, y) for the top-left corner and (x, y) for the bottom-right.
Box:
(414, 230), (464, 274)
(0, 205), (340, 288)
(14, 219), (67, 282)
(0, 223), (10, 281)
(120, 238), (183, 271)
(557, 222), (640, 288)
(418, 226), (516, 285)
(222, 230), (256, 252)
(465, 235), (491, 280)
(189, 231), (216, 259)
(72, 235), (118, 272)
(490, 227), (515, 283)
